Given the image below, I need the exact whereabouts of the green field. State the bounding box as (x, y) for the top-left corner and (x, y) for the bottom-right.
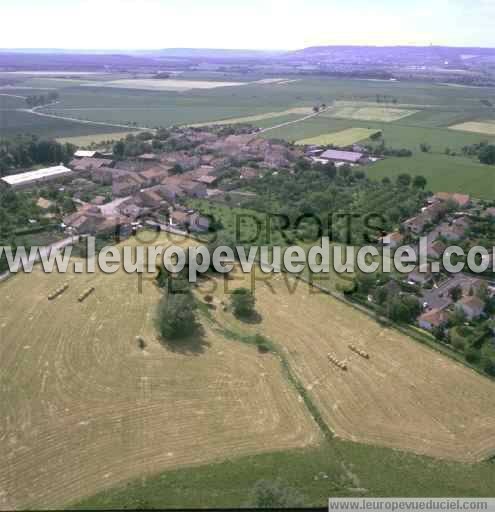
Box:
(322, 104), (419, 122)
(2, 75), (495, 146)
(0, 109), (132, 138)
(367, 152), (495, 199)
(297, 127), (381, 146)
(74, 439), (495, 509)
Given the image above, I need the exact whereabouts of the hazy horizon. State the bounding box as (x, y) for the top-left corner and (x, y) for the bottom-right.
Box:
(2, 0), (495, 50)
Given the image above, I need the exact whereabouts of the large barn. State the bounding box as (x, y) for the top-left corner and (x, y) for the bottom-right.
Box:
(1, 165), (73, 189)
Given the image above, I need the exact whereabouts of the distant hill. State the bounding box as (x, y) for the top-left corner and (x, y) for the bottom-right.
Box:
(283, 45), (495, 65)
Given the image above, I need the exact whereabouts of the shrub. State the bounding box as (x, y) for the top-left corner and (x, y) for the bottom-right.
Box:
(231, 288), (256, 318)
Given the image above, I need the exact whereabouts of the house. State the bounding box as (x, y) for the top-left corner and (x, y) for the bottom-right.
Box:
(433, 192), (471, 208)
(437, 222), (465, 242)
(90, 166), (114, 185)
(160, 152), (200, 171)
(456, 296), (485, 320)
(485, 207), (495, 218)
(178, 180), (208, 198)
(73, 150), (110, 159)
(194, 175), (219, 187)
(427, 240), (447, 259)
(112, 177), (141, 197)
(70, 157), (113, 173)
(407, 263), (434, 285)
(138, 188), (167, 208)
(74, 150), (99, 159)
(159, 182), (184, 202)
(378, 231), (404, 249)
(402, 216), (426, 235)
(418, 308), (449, 331)
(422, 202), (447, 223)
(170, 210), (210, 232)
(319, 149), (367, 165)
(63, 205), (107, 234)
(117, 200), (143, 220)
(137, 153), (159, 162)
(139, 166), (170, 187)
(452, 216), (471, 230)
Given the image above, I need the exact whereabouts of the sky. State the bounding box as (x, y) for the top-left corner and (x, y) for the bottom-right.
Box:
(1, 0), (495, 50)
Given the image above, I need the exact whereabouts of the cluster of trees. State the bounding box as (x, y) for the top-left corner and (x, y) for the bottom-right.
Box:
(247, 479), (305, 508)
(0, 188), (42, 237)
(25, 92), (59, 108)
(364, 138), (413, 158)
(0, 135), (75, 176)
(242, 161), (427, 244)
(462, 142), (495, 165)
(155, 266), (200, 340)
(351, 272), (422, 324)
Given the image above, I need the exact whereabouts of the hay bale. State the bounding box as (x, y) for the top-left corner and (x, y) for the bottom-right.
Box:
(78, 287), (95, 303)
(348, 344), (369, 359)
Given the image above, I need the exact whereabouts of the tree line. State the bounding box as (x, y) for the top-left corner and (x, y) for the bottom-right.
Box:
(0, 135), (75, 176)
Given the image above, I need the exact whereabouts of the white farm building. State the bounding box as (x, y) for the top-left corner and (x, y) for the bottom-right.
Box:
(1, 165), (73, 189)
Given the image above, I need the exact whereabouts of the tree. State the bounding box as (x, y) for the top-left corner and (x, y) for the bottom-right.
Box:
(156, 285), (199, 340)
(113, 140), (125, 158)
(419, 143), (431, 153)
(231, 287), (256, 318)
(387, 295), (421, 323)
(370, 131), (383, 141)
(396, 173), (412, 188)
(412, 175), (427, 189)
(248, 479), (305, 508)
(448, 285), (463, 303)
(479, 144), (495, 165)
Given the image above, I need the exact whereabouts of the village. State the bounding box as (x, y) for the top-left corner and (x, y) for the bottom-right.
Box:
(375, 191), (495, 356)
(0, 127), (308, 237)
(1, 126), (495, 354)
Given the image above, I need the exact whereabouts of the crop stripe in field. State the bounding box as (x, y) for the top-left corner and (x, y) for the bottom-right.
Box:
(203, 316), (335, 442)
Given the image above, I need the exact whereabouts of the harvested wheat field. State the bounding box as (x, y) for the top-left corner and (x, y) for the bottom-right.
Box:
(209, 268), (495, 463)
(0, 241), (320, 509)
(449, 120), (495, 135)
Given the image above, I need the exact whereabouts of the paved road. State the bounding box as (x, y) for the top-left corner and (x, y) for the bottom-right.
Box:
(25, 104), (154, 132)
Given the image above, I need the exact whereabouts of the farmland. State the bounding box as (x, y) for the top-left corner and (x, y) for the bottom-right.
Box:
(76, 441), (495, 509)
(0, 235), (319, 510)
(450, 120), (495, 135)
(74, 263), (495, 508)
(205, 267), (495, 463)
(2, 229), (495, 508)
(296, 128), (381, 146)
(322, 104), (419, 122)
(366, 152), (495, 199)
(84, 79), (247, 92)
(2, 74), (495, 156)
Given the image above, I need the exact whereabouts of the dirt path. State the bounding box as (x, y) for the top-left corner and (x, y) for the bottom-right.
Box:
(259, 106), (330, 134)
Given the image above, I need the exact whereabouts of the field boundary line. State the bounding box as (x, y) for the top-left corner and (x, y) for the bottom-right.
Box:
(259, 106), (330, 134)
